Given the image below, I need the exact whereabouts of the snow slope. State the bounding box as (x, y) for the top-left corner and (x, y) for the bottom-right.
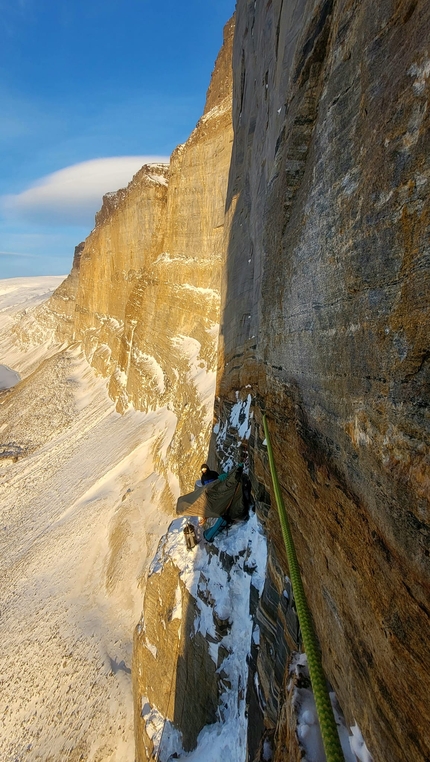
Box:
(0, 277), (65, 314)
(0, 276), (66, 379)
(0, 279), (180, 761)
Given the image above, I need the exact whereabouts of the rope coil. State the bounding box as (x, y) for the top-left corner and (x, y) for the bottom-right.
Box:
(262, 414), (345, 762)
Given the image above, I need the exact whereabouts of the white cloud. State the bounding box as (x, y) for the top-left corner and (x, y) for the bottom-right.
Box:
(0, 250), (38, 258)
(1, 156), (170, 227)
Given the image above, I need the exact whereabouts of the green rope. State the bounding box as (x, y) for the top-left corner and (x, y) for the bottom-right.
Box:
(262, 414), (345, 762)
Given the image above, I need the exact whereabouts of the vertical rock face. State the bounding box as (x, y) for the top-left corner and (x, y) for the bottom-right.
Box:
(72, 163), (170, 407)
(74, 164), (169, 359)
(47, 242), (84, 338)
(217, 2), (429, 761)
(133, 534), (221, 761)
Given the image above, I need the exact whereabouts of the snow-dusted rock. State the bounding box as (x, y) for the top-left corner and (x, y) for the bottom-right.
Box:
(133, 512), (267, 762)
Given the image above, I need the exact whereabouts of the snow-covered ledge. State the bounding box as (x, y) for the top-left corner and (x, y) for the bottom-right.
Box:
(133, 512), (267, 762)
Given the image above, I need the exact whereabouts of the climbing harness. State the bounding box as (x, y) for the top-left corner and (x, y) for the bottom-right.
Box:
(262, 414), (345, 762)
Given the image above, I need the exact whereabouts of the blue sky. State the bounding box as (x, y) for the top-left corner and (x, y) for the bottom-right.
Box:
(0, 0), (236, 278)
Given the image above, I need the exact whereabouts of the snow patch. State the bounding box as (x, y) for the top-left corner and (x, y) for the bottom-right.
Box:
(408, 59), (430, 95)
(144, 639), (158, 659)
(171, 333), (217, 413)
(131, 348), (165, 394)
(0, 363), (20, 389)
(349, 724), (374, 762)
(155, 252), (198, 266)
(100, 315), (123, 332)
(263, 738), (273, 760)
(216, 392), (253, 471)
(171, 582), (183, 621)
(290, 654), (369, 762)
(147, 173), (168, 186)
(114, 367), (128, 388)
(199, 99), (230, 124)
(141, 698), (182, 761)
(229, 393), (252, 439)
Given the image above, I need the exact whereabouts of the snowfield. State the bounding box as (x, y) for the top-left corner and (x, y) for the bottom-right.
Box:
(0, 278), (179, 762)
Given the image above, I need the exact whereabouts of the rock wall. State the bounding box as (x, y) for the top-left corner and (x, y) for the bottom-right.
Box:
(216, 1), (429, 761)
(73, 163), (170, 367)
(46, 242), (84, 337)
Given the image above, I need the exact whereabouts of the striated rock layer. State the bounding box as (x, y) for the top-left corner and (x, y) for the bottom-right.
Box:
(216, 1), (429, 761)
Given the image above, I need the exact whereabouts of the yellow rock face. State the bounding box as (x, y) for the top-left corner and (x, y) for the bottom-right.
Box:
(73, 164), (170, 385)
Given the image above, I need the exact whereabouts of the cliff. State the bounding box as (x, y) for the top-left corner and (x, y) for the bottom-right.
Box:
(215, 1), (429, 761)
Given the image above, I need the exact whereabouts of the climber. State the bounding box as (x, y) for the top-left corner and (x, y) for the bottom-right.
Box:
(200, 463), (219, 484)
(176, 463), (254, 541)
(194, 463), (219, 489)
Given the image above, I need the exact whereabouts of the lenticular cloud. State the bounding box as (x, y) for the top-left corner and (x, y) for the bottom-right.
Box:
(2, 156), (170, 227)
